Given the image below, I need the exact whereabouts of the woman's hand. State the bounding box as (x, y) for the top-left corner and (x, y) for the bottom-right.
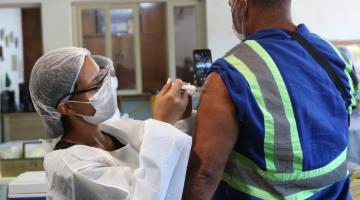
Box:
(153, 79), (190, 125)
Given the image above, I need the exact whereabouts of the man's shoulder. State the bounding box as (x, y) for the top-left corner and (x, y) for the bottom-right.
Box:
(224, 43), (243, 58)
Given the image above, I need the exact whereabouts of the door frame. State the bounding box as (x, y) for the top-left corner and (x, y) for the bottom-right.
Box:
(73, 3), (143, 95)
(166, 0), (207, 79)
(72, 0), (207, 94)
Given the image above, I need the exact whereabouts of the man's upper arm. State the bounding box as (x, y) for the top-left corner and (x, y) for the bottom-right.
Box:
(183, 72), (239, 199)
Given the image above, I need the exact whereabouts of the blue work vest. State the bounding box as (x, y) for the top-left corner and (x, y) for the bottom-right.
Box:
(209, 24), (357, 200)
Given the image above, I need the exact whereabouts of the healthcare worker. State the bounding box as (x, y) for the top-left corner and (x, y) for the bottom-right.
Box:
(184, 0), (359, 199)
(29, 47), (192, 200)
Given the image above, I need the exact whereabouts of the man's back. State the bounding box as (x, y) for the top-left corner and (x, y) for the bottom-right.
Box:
(208, 24), (355, 199)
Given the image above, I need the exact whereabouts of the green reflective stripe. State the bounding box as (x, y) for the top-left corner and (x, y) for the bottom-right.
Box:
(233, 43), (296, 172)
(223, 173), (281, 200)
(325, 41), (356, 111)
(230, 147), (347, 181)
(222, 172), (324, 200)
(224, 152), (348, 197)
(283, 188), (324, 200)
(245, 40), (303, 171)
(224, 55), (276, 171)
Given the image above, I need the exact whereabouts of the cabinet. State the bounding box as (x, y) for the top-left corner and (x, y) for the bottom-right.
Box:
(2, 113), (46, 141)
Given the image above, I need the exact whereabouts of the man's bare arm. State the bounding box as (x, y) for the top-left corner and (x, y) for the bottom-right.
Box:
(183, 73), (239, 200)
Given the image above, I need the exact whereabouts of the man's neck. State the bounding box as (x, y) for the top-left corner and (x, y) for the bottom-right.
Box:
(245, 8), (296, 36)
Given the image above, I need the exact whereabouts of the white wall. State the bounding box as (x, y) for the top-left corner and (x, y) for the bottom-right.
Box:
(292, 0), (360, 41)
(0, 0), (359, 65)
(41, 0), (73, 53)
(205, 0), (237, 60)
(0, 0), (73, 53)
(0, 8), (24, 106)
(206, 0), (360, 60)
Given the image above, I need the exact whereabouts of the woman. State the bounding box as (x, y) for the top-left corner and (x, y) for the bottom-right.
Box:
(29, 47), (192, 200)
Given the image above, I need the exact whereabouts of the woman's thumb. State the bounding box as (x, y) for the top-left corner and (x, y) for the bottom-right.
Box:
(159, 78), (172, 96)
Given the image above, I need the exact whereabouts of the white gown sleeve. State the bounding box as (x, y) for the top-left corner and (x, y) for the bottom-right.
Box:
(130, 119), (192, 200)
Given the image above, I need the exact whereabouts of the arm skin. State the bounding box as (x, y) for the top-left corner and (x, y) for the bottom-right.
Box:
(183, 73), (239, 200)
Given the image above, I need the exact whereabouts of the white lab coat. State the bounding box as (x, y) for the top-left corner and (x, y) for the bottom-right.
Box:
(43, 119), (192, 200)
(105, 108), (122, 122)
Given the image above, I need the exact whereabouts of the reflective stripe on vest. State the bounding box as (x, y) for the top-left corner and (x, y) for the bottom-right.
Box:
(325, 41), (358, 113)
(223, 149), (348, 199)
(222, 40), (349, 199)
(226, 40), (303, 172)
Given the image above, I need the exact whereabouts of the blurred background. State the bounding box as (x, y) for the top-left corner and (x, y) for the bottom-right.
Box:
(0, 0), (360, 199)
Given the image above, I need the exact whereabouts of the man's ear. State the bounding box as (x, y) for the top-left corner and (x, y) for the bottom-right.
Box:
(238, 0), (248, 16)
(57, 102), (75, 116)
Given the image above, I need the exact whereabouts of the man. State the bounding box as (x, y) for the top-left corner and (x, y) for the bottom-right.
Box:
(183, 0), (359, 199)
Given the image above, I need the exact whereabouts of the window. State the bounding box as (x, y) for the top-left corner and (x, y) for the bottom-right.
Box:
(81, 9), (106, 55)
(73, 0), (206, 95)
(110, 8), (138, 91)
(173, 5), (197, 84)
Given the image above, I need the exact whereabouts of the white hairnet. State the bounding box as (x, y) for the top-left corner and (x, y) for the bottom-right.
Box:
(29, 47), (90, 138)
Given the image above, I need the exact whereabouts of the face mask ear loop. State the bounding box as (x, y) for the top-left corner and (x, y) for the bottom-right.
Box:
(61, 101), (93, 119)
(65, 100), (92, 104)
(72, 113), (93, 118)
(241, 15), (245, 37)
(241, 0), (247, 37)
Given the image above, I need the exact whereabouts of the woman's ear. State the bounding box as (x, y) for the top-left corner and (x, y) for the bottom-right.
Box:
(57, 102), (75, 115)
